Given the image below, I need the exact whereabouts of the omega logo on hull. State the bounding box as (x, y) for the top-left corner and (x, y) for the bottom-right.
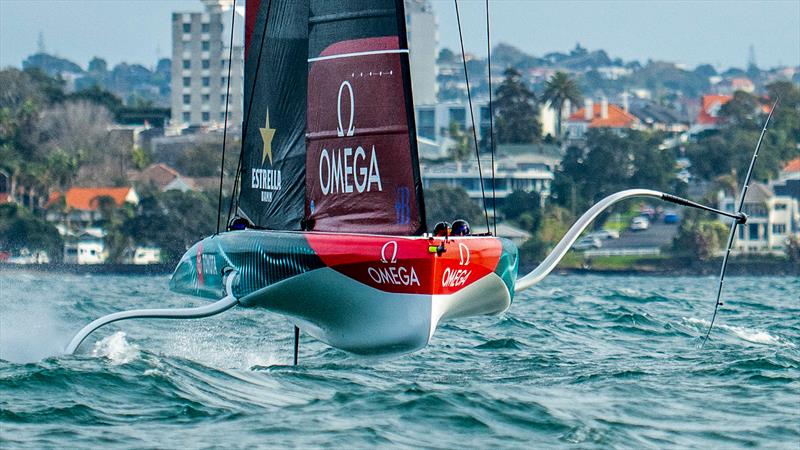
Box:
(366, 240), (420, 287)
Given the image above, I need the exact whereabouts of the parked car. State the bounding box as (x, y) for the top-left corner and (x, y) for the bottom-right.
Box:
(630, 216), (650, 231)
(663, 213), (679, 224)
(574, 236), (602, 251)
(588, 229), (620, 240)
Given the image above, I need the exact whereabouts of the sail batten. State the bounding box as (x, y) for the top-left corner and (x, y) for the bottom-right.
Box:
(309, 9), (396, 24)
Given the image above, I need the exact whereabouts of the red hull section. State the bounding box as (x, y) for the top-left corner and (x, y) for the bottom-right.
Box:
(306, 234), (502, 296)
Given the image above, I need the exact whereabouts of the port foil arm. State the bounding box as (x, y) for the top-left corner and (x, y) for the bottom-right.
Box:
(514, 189), (747, 293)
(65, 271), (240, 354)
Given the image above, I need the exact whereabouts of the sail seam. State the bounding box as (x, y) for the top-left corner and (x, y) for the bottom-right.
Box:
(309, 9), (395, 24)
(308, 49), (409, 62)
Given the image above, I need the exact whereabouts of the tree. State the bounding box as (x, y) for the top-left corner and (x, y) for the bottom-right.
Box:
(671, 210), (728, 261)
(500, 190), (541, 232)
(554, 129), (675, 212)
(423, 186), (484, 231)
(123, 190), (217, 263)
(0, 203), (63, 261)
(541, 71), (582, 139)
(493, 68), (540, 144)
(447, 121), (474, 162)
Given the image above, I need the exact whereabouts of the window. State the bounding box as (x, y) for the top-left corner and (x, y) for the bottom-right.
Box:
(220, 112), (227, 121)
(221, 59), (226, 68)
(448, 107), (466, 129)
(202, 94), (209, 102)
(202, 77), (210, 87)
(183, 94), (191, 104)
(202, 112), (210, 122)
(738, 226), (745, 240)
(183, 77), (191, 87)
(775, 204), (787, 211)
(182, 59), (190, 69)
(201, 23), (209, 33)
(182, 112), (190, 122)
(220, 94), (227, 104)
(772, 224), (786, 234)
(202, 41), (210, 51)
(202, 59), (210, 69)
(748, 223), (759, 240)
(183, 23), (191, 33)
(221, 77), (227, 86)
(417, 109), (435, 140)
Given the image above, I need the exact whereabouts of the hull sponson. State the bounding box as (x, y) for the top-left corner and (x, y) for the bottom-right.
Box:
(239, 268), (512, 355)
(169, 230), (519, 354)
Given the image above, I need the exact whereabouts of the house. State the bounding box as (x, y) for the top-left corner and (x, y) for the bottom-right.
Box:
(421, 150), (555, 218)
(718, 182), (799, 255)
(46, 186), (139, 228)
(714, 77), (756, 95)
(626, 100), (689, 133)
(772, 157), (800, 202)
(695, 94), (732, 127)
(128, 246), (161, 265)
(129, 163), (221, 193)
(63, 229), (107, 264)
(495, 222), (532, 246)
(565, 98), (639, 140)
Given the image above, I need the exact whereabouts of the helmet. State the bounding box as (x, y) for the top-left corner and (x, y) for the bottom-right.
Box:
(433, 221), (450, 237)
(451, 219), (470, 236)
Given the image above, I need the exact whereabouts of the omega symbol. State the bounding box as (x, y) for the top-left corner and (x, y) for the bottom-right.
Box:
(337, 80), (355, 137)
(381, 241), (398, 264)
(458, 243), (470, 266)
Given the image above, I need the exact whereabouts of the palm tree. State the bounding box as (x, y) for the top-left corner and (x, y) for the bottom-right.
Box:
(542, 72), (582, 140)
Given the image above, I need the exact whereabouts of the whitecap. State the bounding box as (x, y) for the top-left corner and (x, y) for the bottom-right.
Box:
(682, 317), (793, 347)
(91, 331), (140, 364)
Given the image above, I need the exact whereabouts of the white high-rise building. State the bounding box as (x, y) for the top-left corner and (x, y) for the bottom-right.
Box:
(171, 0), (244, 129)
(405, 0), (438, 105)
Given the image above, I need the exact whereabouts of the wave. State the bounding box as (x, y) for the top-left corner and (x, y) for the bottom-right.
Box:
(91, 331), (140, 364)
(682, 317), (794, 346)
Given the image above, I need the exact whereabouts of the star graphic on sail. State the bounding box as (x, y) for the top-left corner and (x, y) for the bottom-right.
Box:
(260, 111), (276, 164)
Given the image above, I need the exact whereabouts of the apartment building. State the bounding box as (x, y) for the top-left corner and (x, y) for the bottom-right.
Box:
(171, 0), (244, 129)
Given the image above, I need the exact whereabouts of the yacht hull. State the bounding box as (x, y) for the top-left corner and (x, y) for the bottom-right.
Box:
(170, 230), (518, 355)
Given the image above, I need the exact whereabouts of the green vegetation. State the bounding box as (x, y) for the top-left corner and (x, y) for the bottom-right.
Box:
(492, 68), (541, 144)
(424, 186), (484, 231)
(541, 71), (582, 140)
(0, 203), (63, 261)
(122, 190), (218, 264)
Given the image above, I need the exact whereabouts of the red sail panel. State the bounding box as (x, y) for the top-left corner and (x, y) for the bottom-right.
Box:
(304, 0), (426, 236)
(306, 37), (421, 235)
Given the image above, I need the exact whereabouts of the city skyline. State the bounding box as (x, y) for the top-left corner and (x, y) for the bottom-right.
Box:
(1, 0), (799, 70)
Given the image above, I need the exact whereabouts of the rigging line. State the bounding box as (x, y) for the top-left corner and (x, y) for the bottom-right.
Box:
(227, 0), (275, 227)
(216, 0), (237, 234)
(701, 97), (779, 348)
(454, 0), (491, 234)
(485, 0), (496, 236)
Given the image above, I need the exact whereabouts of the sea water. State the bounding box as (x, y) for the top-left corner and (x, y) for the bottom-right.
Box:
(0, 271), (798, 449)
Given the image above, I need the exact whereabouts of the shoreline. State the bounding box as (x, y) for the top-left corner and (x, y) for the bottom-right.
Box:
(2, 258), (797, 277)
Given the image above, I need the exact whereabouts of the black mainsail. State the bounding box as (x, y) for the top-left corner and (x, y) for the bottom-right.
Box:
(239, 0), (308, 230)
(239, 0), (426, 235)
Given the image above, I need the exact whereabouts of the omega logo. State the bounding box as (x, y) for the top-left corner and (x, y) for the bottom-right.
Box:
(337, 80), (355, 137)
(381, 241), (398, 264)
(458, 242), (470, 266)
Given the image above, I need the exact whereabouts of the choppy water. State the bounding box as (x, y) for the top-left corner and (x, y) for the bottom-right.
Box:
(0, 271), (798, 449)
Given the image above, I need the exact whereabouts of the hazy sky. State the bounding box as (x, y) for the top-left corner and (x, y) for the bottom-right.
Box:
(1, 0), (798, 70)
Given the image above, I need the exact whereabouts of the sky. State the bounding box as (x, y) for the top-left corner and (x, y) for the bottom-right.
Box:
(1, 0), (798, 71)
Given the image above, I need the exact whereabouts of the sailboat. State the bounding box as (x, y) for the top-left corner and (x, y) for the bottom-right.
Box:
(66, 0), (775, 360)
